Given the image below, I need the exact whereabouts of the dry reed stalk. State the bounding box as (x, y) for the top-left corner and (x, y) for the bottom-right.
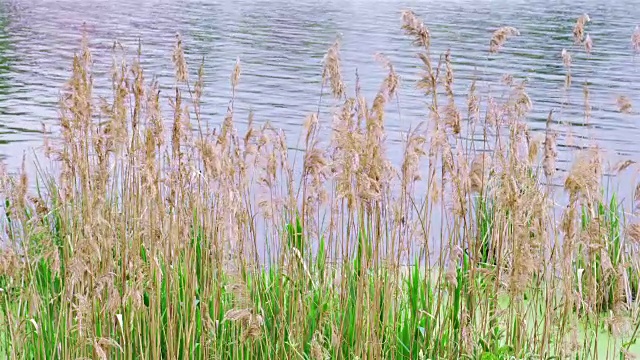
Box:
(489, 26), (520, 53)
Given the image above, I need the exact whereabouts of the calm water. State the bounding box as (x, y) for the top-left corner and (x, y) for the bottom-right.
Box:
(1, 0), (640, 172)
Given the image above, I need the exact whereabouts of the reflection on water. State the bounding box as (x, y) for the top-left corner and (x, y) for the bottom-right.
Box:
(0, 0), (639, 170)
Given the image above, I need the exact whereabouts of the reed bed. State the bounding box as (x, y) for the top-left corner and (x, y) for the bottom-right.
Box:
(1, 11), (640, 360)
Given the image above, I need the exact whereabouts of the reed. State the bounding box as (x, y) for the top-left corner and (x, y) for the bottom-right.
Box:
(1, 11), (639, 360)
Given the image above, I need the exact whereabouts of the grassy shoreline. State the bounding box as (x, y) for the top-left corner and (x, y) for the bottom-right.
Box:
(1, 11), (640, 359)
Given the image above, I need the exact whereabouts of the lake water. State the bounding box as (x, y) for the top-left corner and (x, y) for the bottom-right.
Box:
(1, 0), (640, 174)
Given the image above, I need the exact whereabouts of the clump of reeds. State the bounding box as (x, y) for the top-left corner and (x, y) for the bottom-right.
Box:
(0, 10), (639, 360)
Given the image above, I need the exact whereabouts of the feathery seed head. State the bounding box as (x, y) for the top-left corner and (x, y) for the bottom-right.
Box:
(322, 38), (346, 100)
(231, 57), (241, 90)
(617, 95), (632, 113)
(584, 33), (593, 54)
(401, 10), (431, 49)
(633, 26), (640, 52)
(490, 26), (520, 53)
(574, 14), (590, 44)
(562, 48), (572, 68)
(172, 33), (188, 83)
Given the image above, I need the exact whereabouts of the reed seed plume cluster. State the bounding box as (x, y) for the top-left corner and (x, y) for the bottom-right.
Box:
(617, 95), (633, 114)
(489, 26), (520, 53)
(1, 10), (640, 360)
(574, 14), (591, 44)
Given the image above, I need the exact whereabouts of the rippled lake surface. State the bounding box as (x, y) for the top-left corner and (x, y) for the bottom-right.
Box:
(1, 0), (640, 171)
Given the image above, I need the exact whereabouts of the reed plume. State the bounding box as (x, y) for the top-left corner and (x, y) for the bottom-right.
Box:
(633, 26), (640, 53)
(489, 26), (520, 53)
(584, 33), (593, 54)
(401, 10), (431, 49)
(562, 48), (572, 68)
(322, 38), (346, 99)
(617, 95), (632, 113)
(172, 33), (188, 83)
(573, 13), (591, 44)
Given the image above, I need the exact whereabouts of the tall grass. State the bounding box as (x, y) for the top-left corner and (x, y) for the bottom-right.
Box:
(1, 11), (640, 359)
